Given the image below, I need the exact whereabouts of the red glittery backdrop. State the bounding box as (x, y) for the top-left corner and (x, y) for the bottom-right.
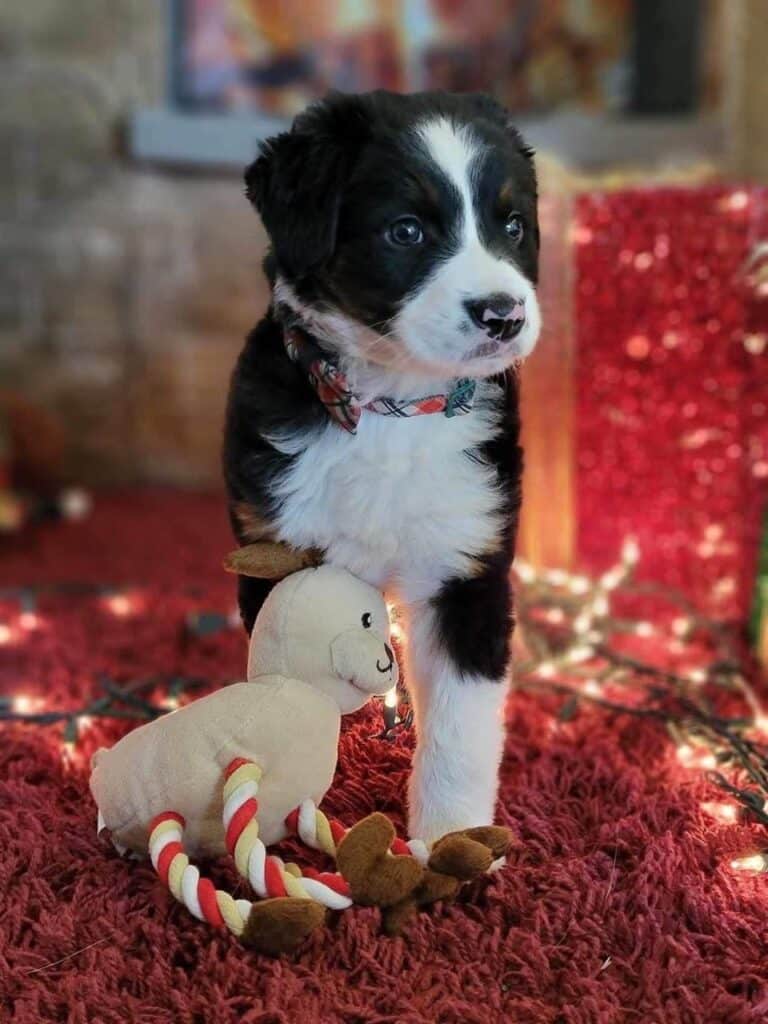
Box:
(574, 185), (768, 620)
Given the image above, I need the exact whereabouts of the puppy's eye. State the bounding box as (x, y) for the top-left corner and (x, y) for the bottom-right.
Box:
(505, 213), (524, 245)
(361, 613), (372, 629)
(387, 217), (424, 247)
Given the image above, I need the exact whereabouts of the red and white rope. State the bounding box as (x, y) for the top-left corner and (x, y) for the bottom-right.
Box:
(147, 757), (441, 939)
(148, 812), (253, 938)
(284, 797), (430, 866)
(222, 758), (353, 910)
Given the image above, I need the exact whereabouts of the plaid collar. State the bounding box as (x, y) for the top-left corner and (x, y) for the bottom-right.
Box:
(282, 323), (476, 435)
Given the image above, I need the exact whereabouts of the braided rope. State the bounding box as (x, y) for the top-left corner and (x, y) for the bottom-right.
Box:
(284, 797), (431, 867)
(148, 812), (253, 938)
(147, 758), (438, 939)
(222, 758), (353, 910)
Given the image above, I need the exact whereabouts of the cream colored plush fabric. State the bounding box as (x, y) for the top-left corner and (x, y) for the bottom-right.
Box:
(90, 566), (397, 856)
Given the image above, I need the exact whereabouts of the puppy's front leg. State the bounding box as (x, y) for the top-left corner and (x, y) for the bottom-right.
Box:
(403, 570), (512, 845)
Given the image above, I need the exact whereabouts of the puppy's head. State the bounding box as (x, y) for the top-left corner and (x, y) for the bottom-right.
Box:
(246, 91), (540, 380)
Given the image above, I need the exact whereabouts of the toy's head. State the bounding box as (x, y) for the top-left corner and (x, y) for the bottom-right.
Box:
(246, 563), (399, 714)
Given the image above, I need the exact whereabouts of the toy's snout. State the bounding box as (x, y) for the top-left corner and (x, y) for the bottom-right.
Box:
(331, 628), (399, 698)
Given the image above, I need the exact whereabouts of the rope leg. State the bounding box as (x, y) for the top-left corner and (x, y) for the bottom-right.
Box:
(221, 758), (353, 911)
(284, 798), (431, 867)
(148, 811), (253, 939)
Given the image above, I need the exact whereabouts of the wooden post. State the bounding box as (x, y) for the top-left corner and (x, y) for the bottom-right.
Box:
(724, 0), (768, 182)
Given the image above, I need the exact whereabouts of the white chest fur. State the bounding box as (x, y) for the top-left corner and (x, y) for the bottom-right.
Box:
(268, 382), (506, 602)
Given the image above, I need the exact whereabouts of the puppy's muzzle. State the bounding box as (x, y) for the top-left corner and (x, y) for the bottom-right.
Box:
(465, 294), (526, 341)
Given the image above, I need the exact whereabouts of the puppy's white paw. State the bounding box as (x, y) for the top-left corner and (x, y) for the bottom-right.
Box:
(407, 806), (490, 847)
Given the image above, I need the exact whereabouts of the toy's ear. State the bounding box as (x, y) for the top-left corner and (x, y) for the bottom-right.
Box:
(244, 94), (369, 279)
(224, 543), (322, 581)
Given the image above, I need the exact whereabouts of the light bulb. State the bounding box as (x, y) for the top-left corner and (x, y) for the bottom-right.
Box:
(621, 538), (640, 565)
(105, 594), (133, 617)
(701, 801), (739, 824)
(515, 560), (536, 583)
(730, 853), (767, 873)
(384, 686), (398, 709)
(569, 576), (590, 595)
(545, 569), (569, 586)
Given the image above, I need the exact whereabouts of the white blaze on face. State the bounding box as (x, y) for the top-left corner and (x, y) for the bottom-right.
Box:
(394, 117), (541, 376)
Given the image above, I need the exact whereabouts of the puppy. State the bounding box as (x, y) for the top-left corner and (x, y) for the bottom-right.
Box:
(224, 90), (540, 843)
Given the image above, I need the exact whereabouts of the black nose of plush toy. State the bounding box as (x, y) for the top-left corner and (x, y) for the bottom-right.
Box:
(377, 643), (395, 673)
(465, 294), (525, 341)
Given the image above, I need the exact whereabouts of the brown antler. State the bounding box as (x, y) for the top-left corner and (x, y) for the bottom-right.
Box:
(223, 542), (323, 581)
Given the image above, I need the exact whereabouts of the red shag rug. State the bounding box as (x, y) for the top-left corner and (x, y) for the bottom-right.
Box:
(1, 491), (767, 1024)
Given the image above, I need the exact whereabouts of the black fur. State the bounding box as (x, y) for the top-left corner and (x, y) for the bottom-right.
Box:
(433, 375), (523, 680)
(225, 90), (538, 681)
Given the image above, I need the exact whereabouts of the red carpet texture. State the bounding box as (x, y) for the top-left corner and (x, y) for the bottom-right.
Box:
(1, 491), (767, 1023)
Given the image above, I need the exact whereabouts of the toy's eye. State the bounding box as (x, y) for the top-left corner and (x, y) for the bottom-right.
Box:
(505, 213), (524, 245)
(361, 613), (372, 629)
(386, 216), (424, 246)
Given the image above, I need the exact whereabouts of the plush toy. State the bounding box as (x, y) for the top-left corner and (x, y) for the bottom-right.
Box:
(90, 554), (512, 954)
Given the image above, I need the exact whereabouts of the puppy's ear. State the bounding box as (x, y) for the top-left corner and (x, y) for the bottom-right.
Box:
(468, 94), (536, 163)
(245, 95), (368, 279)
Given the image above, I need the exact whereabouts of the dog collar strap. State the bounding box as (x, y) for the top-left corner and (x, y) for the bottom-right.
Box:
(283, 326), (475, 435)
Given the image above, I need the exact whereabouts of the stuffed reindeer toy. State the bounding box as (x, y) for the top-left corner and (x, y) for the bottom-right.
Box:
(90, 544), (512, 955)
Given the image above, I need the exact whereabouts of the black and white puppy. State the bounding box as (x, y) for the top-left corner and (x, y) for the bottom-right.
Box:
(224, 90), (540, 843)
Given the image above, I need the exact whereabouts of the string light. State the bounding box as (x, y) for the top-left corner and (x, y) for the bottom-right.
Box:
(545, 608), (566, 624)
(0, 624), (12, 645)
(600, 567), (624, 591)
(514, 560), (536, 584)
(568, 645), (595, 664)
(515, 538), (768, 877)
(700, 801), (739, 824)
(569, 576), (591, 595)
(621, 538), (641, 566)
(730, 853), (768, 874)
(105, 594), (134, 618)
(544, 569), (569, 587)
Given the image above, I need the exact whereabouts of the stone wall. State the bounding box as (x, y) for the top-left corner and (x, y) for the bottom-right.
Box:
(0, 1), (270, 485)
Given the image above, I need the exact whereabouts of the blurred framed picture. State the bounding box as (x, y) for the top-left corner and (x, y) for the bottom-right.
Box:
(133, 1), (717, 167)
(170, 0), (634, 119)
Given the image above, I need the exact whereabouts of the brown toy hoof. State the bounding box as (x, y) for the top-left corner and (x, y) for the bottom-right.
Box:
(336, 812), (423, 907)
(451, 825), (513, 860)
(382, 868), (461, 937)
(428, 836), (493, 880)
(241, 898), (326, 955)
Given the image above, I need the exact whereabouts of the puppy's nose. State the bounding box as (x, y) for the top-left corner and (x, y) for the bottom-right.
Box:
(465, 294), (525, 341)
